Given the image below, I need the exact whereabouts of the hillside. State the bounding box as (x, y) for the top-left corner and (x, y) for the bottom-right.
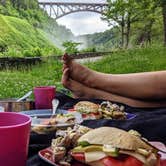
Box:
(78, 28), (120, 51)
(0, 0), (74, 57)
(0, 14), (55, 52)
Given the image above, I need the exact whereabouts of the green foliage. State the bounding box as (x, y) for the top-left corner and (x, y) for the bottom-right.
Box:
(42, 47), (62, 56)
(62, 41), (81, 54)
(0, 45), (166, 98)
(0, 38), (7, 52)
(0, 14), (62, 57)
(103, 0), (165, 48)
(79, 28), (121, 51)
(23, 50), (33, 57)
(86, 45), (166, 74)
(105, 0), (141, 47)
(0, 1), (19, 17)
(3, 47), (22, 57)
(0, 0), (73, 57)
(0, 58), (63, 98)
(78, 0), (164, 50)
(80, 47), (96, 53)
(32, 47), (42, 57)
(9, 0), (39, 10)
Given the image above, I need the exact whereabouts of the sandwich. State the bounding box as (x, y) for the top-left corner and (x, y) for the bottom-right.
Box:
(72, 101), (126, 120)
(73, 101), (102, 119)
(71, 127), (161, 166)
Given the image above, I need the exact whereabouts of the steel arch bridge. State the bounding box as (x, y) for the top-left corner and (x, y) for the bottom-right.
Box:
(38, 1), (108, 19)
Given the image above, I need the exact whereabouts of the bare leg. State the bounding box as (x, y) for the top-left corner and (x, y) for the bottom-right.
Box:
(62, 54), (166, 101)
(61, 68), (166, 108)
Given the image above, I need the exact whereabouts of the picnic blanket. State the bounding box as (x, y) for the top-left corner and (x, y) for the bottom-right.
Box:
(27, 92), (166, 166)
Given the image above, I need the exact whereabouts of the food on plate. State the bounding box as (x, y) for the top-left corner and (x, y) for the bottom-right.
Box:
(32, 124), (57, 134)
(31, 114), (76, 134)
(74, 101), (102, 119)
(71, 127), (161, 166)
(50, 125), (91, 164)
(51, 114), (76, 124)
(99, 101), (126, 120)
(72, 101), (126, 120)
(43, 126), (162, 166)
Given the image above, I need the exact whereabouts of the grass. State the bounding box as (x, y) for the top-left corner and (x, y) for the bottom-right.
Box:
(0, 45), (166, 98)
(0, 58), (63, 99)
(86, 45), (166, 74)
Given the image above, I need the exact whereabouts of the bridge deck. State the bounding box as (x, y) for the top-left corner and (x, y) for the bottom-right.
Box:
(38, 1), (108, 19)
(38, 2), (108, 6)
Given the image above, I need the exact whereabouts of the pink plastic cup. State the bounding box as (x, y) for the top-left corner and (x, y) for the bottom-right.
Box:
(0, 112), (31, 166)
(34, 86), (56, 109)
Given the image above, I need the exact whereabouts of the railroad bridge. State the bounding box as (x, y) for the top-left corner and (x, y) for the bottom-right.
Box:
(38, 0), (108, 19)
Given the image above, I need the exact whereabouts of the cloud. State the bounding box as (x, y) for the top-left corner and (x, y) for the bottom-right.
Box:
(56, 12), (110, 35)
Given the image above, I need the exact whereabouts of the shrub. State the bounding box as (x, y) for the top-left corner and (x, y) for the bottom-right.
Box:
(0, 38), (7, 52)
(62, 41), (81, 54)
(80, 47), (96, 53)
(4, 48), (22, 57)
(23, 49), (34, 57)
(32, 47), (42, 57)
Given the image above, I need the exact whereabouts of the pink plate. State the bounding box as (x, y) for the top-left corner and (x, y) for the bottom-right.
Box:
(150, 142), (166, 166)
(39, 147), (58, 166)
(39, 142), (166, 166)
(38, 147), (86, 166)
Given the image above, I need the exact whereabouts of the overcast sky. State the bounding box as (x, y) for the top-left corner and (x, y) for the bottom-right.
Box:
(39, 0), (110, 35)
(56, 12), (110, 36)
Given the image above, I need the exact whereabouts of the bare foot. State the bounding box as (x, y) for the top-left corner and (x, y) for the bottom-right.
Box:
(62, 53), (97, 88)
(61, 68), (95, 99)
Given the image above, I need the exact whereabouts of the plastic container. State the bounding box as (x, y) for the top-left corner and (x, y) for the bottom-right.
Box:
(0, 112), (31, 166)
(34, 86), (56, 109)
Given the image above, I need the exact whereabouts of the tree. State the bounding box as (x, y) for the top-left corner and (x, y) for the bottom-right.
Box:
(161, 0), (166, 46)
(134, 0), (159, 45)
(0, 0), (6, 5)
(105, 0), (161, 48)
(105, 0), (143, 48)
(149, 0), (166, 46)
(62, 41), (81, 54)
(10, 0), (38, 9)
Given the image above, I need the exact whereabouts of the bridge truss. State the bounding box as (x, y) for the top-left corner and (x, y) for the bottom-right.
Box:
(38, 1), (108, 19)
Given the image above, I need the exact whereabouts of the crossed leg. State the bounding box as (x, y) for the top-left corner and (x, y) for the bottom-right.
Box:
(62, 54), (166, 101)
(61, 68), (166, 108)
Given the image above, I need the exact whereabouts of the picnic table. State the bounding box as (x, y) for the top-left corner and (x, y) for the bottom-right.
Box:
(27, 92), (166, 166)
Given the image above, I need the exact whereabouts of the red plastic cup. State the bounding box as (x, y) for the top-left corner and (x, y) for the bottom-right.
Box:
(34, 86), (56, 109)
(0, 112), (31, 166)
